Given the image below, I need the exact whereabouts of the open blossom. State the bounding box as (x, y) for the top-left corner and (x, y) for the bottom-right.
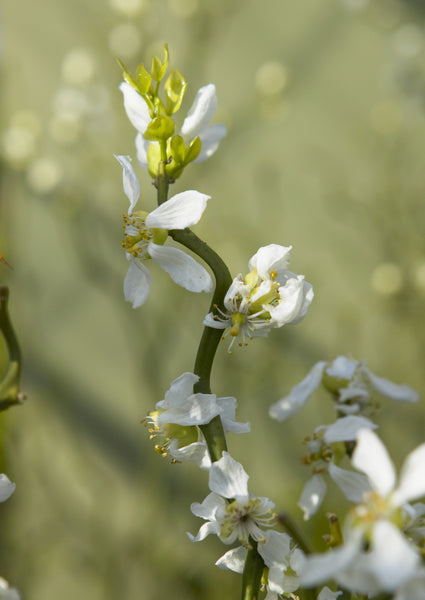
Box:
(301, 429), (425, 596)
(216, 530), (304, 600)
(204, 244), (313, 351)
(187, 452), (276, 545)
(269, 355), (418, 421)
(298, 415), (374, 520)
(115, 154), (213, 307)
(120, 81), (227, 168)
(145, 373), (249, 469)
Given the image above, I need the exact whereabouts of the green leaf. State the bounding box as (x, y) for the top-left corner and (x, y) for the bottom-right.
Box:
(144, 115), (175, 142)
(164, 69), (187, 115)
(151, 43), (169, 83)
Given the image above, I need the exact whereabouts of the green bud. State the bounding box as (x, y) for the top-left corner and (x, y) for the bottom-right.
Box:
(151, 43), (169, 83)
(116, 58), (139, 91)
(136, 63), (152, 95)
(144, 115), (175, 142)
(169, 135), (186, 165)
(164, 69), (187, 115)
(184, 136), (202, 164)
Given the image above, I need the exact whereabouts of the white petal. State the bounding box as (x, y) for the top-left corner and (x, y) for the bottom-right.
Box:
(363, 368), (419, 403)
(352, 429), (396, 497)
(300, 529), (363, 588)
(158, 393), (220, 426)
(257, 530), (291, 567)
(392, 443), (425, 506)
(216, 397), (250, 434)
(157, 372), (199, 410)
(328, 462), (371, 503)
(215, 546), (246, 573)
(248, 244), (292, 279)
(148, 243), (213, 293)
(369, 521), (420, 590)
(135, 132), (150, 169)
(268, 275), (312, 326)
(119, 82), (151, 133)
(317, 587), (343, 600)
(195, 123), (227, 162)
(186, 520), (220, 542)
(190, 492), (224, 520)
(123, 260), (152, 308)
(114, 154), (139, 213)
(269, 361), (326, 421)
(168, 440), (211, 470)
(322, 415), (377, 443)
(326, 356), (358, 379)
(145, 190), (210, 230)
(209, 452), (249, 498)
(203, 312), (227, 329)
(181, 83), (217, 140)
(0, 475), (15, 502)
(298, 474), (327, 520)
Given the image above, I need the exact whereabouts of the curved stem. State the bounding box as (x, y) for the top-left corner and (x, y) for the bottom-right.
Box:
(156, 162), (232, 461)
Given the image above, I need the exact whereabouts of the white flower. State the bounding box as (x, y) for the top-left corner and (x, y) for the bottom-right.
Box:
(145, 373), (249, 469)
(187, 452), (275, 544)
(301, 430), (425, 595)
(298, 416), (375, 520)
(0, 474), (15, 502)
(0, 578), (21, 600)
(204, 244), (313, 351)
(216, 530), (304, 599)
(269, 355), (418, 421)
(120, 81), (227, 168)
(115, 154), (213, 307)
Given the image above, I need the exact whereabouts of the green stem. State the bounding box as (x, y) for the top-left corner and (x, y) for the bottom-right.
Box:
(241, 540), (264, 600)
(156, 163), (232, 462)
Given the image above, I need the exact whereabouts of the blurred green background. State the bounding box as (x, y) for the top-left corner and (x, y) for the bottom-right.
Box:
(1, 0), (425, 598)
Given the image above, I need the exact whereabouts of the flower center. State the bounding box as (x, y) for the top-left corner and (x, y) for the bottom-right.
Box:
(121, 211), (168, 258)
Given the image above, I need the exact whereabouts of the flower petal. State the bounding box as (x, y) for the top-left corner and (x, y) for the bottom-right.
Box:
(257, 530), (291, 567)
(326, 356), (358, 379)
(0, 474), (15, 502)
(317, 587), (343, 600)
(123, 259), (152, 308)
(190, 492), (224, 520)
(158, 393), (220, 426)
(186, 520), (220, 542)
(352, 429), (396, 497)
(216, 396), (250, 434)
(300, 528), (363, 588)
(369, 521), (421, 590)
(322, 415), (377, 444)
(149, 243), (212, 293)
(298, 474), (327, 520)
(195, 123), (227, 162)
(135, 132), (150, 169)
(209, 452), (249, 498)
(215, 546), (246, 573)
(269, 274), (313, 326)
(145, 190), (210, 230)
(248, 244), (292, 279)
(114, 154), (140, 213)
(168, 440), (211, 470)
(157, 372), (199, 410)
(363, 368), (419, 403)
(203, 312), (228, 329)
(269, 361), (326, 421)
(119, 82), (151, 133)
(328, 462), (371, 503)
(392, 442), (425, 506)
(181, 83), (217, 141)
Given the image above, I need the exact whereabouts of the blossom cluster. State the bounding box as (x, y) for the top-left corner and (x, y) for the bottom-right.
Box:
(115, 47), (425, 600)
